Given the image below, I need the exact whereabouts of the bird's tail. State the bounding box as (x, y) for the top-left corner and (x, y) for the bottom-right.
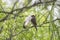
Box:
(23, 25), (26, 28)
(23, 23), (26, 29)
(35, 25), (37, 31)
(35, 27), (37, 31)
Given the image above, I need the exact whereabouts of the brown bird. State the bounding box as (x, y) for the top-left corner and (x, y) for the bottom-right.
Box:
(31, 15), (37, 31)
(23, 15), (37, 31)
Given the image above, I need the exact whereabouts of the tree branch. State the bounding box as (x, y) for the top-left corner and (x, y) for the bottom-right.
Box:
(0, 0), (56, 14)
(12, 18), (60, 37)
(12, 0), (56, 12)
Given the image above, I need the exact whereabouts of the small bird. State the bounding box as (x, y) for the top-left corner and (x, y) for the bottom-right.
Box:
(31, 15), (37, 31)
(23, 15), (37, 31)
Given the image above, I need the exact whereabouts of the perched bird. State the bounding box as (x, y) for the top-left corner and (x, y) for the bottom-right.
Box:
(23, 15), (37, 31)
(31, 15), (37, 31)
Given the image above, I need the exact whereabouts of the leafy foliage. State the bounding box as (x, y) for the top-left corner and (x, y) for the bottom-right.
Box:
(0, 0), (60, 40)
